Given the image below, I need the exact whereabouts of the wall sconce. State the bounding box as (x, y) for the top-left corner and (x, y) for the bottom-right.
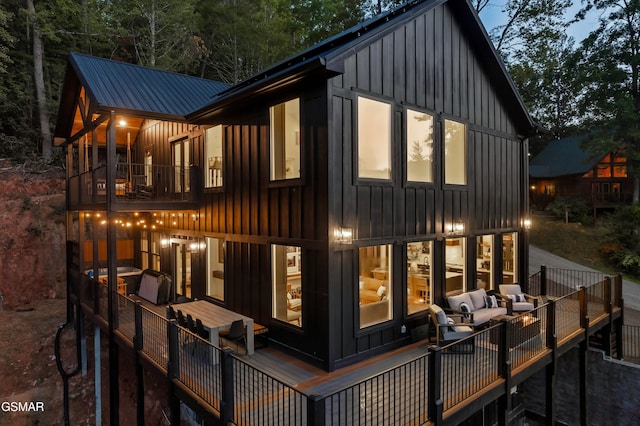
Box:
(161, 238), (170, 248)
(523, 218), (532, 230)
(334, 227), (354, 244)
(446, 221), (465, 235)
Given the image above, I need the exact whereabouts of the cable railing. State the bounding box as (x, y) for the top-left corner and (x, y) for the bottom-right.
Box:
(77, 268), (623, 425)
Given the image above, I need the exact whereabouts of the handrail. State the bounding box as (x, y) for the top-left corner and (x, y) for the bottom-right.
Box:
(81, 268), (623, 425)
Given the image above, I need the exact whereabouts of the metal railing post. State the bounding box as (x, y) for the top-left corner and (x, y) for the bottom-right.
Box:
(580, 287), (589, 330)
(220, 348), (235, 424)
(306, 394), (326, 426)
(167, 320), (180, 425)
(540, 265), (547, 297)
(428, 345), (443, 425)
(133, 302), (144, 426)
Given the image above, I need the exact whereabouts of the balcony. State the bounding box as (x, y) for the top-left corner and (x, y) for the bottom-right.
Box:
(73, 268), (626, 425)
(67, 163), (201, 211)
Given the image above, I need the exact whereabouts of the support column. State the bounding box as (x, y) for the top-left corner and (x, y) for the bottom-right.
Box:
(106, 111), (119, 426)
(94, 326), (102, 425)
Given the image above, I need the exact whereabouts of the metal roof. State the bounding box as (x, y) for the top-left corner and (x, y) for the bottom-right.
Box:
(529, 134), (602, 178)
(189, 0), (536, 134)
(69, 52), (229, 117)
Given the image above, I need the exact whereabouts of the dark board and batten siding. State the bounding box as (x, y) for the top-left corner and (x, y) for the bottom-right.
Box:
(327, 2), (526, 366)
(134, 91), (332, 365)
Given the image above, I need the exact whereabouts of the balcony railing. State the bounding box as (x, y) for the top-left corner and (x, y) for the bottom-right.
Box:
(68, 163), (201, 207)
(75, 269), (623, 425)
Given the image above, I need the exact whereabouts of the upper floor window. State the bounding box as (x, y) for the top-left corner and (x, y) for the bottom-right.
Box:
(270, 98), (300, 180)
(406, 109), (434, 183)
(444, 119), (466, 185)
(205, 126), (223, 188)
(358, 96), (392, 180)
(172, 137), (190, 193)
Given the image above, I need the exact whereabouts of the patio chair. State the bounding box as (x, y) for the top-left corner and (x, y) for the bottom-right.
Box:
(186, 314), (197, 333)
(429, 304), (474, 352)
(219, 319), (247, 355)
(166, 305), (176, 320)
(176, 310), (188, 328)
(195, 318), (210, 340)
(498, 284), (537, 314)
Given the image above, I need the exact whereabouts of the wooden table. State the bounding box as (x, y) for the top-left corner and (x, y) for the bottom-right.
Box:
(176, 300), (255, 355)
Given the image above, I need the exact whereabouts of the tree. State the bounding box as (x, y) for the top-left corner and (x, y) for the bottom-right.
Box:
(573, 0), (640, 203)
(109, 0), (204, 73)
(487, 0), (572, 61)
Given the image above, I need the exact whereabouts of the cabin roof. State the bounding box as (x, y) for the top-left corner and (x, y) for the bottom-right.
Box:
(529, 134), (603, 178)
(54, 53), (229, 141)
(188, 0), (536, 134)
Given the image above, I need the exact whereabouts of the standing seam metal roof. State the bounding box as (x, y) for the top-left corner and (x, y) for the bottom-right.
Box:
(69, 52), (230, 118)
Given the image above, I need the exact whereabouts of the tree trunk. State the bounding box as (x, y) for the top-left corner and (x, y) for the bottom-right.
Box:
(27, 0), (52, 161)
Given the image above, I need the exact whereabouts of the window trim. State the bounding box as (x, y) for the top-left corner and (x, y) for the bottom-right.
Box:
(203, 125), (225, 191)
(404, 105), (436, 187)
(269, 98), (302, 183)
(356, 243), (394, 332)
(441, 116), (468, 188)
(355, 94), (394, 184)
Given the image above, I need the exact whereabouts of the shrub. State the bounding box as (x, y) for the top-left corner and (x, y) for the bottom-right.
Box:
(546, 197), (591, 223)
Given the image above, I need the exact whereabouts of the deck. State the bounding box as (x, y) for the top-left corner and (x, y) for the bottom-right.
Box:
(77, 270), (624, 425)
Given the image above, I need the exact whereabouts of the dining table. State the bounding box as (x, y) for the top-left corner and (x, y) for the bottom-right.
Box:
(175, 300), (255, 355)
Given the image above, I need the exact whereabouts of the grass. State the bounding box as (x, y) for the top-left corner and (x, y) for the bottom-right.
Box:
(528, 212), (621, 276)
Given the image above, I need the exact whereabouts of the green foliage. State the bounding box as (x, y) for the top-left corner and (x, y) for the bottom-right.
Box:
(546, 197), (592, 224)
(600, 205), (640, 275)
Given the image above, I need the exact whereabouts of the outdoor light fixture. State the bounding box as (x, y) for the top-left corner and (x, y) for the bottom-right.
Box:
(446, 221), (465, 235)
(523, 218), (532, 230)
(334, 227), (354, 244)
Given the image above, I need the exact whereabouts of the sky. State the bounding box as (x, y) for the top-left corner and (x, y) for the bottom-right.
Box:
(478, 1), (600, 44)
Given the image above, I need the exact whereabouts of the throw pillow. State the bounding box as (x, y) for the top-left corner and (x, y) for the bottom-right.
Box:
(515, 293), (526, 302)
(446, 316), (456, 331)
(484, 295), (498, 309)
(459, 302), (471, 319)
(376, 285), (387, 299)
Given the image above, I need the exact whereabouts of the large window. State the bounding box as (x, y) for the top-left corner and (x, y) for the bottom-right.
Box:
(272, 245), (302, 327)
(270, 99), (300, 180)
(444, 119), (466, 185)
(476, 235), (494, 290)
(407, 241), (432, 315)
(206, 237), (225, 301)
(445, 238), (466, 295)
(358, 97), (392, 179)
(359, 245), (392, 328)
(406, 109), (434, 183)
(172, 138), (190, 192)
(503, 233), (518, 284)
(205, 126), (223, 188)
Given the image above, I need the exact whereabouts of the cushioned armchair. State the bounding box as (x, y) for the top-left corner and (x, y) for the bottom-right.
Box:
(429, 304), (474, 347)
(498, 284), (537, 314)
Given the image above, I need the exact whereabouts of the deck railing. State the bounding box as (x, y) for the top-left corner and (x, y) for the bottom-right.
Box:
(68, 163), (201, 206)
(79, 269), (623, 425)
(323, 353), (430, 425)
